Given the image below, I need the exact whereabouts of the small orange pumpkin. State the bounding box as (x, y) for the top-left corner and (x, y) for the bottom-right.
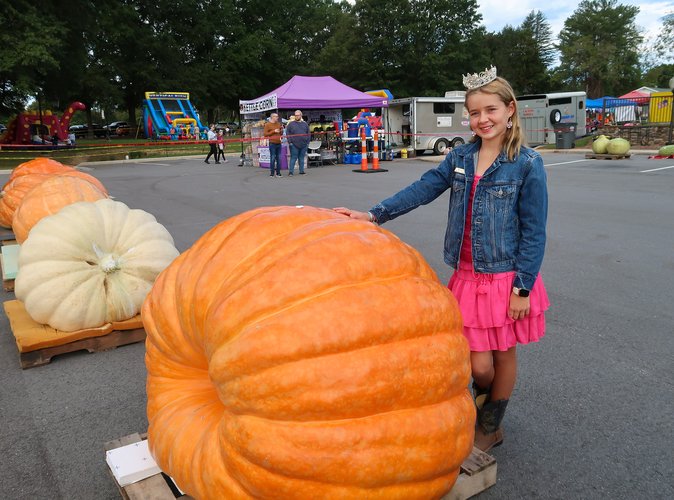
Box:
(8, 158), (75, 180)
(143, 206), (474, 499)
(12, 176), (107, 243)
(0, 172), (107, 228)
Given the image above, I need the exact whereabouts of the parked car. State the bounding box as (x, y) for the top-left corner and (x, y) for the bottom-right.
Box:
(69, 123), (106, 138)
(105, 121), (131, 136)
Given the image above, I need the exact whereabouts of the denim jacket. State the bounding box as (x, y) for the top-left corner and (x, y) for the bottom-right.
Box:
(369, 140), (547, 291)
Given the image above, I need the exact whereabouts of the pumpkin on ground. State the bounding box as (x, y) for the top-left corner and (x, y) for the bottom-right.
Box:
(12, 175), (107, 243)
(0, 173), (52, 228)
(142, 206), (474, 499)
(0, 171), (107, 228)
(606, 137), (631, 155)
(15, 199), (179, 332)
(592, 135), (610, 154)
(8, 158), (75, 180)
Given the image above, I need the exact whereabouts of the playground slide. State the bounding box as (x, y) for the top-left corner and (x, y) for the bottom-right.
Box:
(143, 92), (205, 139)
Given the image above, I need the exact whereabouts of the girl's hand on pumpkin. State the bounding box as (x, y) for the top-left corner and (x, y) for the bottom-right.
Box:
(508, 294), (530, 320)
(332, 207), (370, 221)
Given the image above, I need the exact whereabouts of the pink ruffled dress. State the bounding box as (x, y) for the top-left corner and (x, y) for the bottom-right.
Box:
(448, 175), (550, 352)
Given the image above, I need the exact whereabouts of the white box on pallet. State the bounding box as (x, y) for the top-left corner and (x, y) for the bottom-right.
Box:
(105, 439), (161, 486)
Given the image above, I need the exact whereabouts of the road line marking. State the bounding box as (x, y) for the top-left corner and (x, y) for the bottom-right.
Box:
(545, 159), (591, 167)
(640, 165), (674, 173)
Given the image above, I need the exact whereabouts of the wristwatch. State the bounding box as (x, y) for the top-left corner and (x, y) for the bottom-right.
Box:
(512, 287), (530, 297)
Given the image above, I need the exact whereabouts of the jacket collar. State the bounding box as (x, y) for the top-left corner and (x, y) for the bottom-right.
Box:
(456, 138), (511, 164)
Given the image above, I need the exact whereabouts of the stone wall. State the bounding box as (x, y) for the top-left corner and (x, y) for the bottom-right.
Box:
(599, 124), (672, 146)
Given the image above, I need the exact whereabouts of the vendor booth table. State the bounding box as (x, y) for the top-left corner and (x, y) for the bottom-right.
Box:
(257, 143), (289, 170)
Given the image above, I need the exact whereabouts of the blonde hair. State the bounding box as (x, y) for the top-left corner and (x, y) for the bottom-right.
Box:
(466, 77), (526, 161)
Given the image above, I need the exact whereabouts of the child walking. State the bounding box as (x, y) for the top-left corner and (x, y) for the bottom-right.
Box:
(216, 129), (227, 163)
(333, 68), (549, 452)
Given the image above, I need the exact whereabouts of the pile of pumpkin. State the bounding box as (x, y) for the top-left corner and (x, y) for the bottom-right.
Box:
(2, 160), (477, 497)
(592, 135), (631, 155)
(1, 157), (178, 332)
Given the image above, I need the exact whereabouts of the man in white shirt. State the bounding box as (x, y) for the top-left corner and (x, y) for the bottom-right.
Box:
(204, 124), (218, 164)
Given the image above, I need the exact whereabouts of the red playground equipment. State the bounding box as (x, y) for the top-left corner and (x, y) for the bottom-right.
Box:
(0, 102), (86, 145)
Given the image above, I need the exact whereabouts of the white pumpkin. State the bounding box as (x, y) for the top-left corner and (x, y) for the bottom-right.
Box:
(15, 199), (180, 331)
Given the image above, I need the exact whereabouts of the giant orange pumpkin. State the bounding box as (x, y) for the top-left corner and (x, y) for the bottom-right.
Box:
(0, 171), (107, 228)
(12, 176), (107, 243)
(9, 158), (75, 180)
(143, 206), (474, 499)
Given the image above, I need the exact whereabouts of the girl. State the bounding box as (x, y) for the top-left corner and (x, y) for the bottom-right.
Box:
(216, 129), (227, 163)
(333, 69), (549, 452)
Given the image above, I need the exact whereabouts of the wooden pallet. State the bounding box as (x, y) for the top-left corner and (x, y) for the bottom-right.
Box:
(4, 300), (145, 369)
(444, 447), (497, 499)
(585, 153), (631, 160)
(18, 327), (146, 369)
(105, 434), (496, 500)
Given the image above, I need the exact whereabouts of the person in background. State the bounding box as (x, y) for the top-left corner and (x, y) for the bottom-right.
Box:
(286, 109), (310, 176)
(216, 129), (227, 163)
(263, 113), (283, 177)
(204, 124), (218, 164)
(68, 131), (76, 147)
(333, 68), (549, 453)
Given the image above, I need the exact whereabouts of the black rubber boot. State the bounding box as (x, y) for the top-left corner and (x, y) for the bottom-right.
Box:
(472, 381), (491, 410)
(475, 399), (509, 452)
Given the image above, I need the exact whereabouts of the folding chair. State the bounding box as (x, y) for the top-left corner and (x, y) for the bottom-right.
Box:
(307, 140), (323, 167)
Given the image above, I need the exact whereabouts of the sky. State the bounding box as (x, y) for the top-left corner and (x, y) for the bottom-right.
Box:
(478, 0), (672, 46)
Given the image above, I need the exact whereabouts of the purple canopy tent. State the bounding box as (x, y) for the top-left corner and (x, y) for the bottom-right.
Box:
(239, 75), (389, 114)
(238, 76), (388, 169)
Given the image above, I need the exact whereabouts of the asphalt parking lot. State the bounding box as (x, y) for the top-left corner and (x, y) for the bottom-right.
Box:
(0, 151), (672, 499)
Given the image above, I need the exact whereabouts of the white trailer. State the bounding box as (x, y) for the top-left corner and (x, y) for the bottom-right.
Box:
(383, 92), (472, 155)
(516, 91), (587, 145)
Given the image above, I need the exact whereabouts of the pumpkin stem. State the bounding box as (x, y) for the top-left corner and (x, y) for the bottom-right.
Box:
(99, 254), (120, 273)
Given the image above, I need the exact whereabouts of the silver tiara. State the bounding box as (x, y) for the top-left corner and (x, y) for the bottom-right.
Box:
(463, 66), (497, 90)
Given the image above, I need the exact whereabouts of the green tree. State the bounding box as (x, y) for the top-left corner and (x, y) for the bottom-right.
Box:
(35, 1), (120, 130)
(315, 5), (365, 88)
(0, 2), (66, 115)
(653, 12), (674, 63)
(643, 64), (674, 89)
(521, 10), (556, 68)
(218, 0), (342, 114)
(317, 0), (486, 97)
(405, 0), (485, 95)
(485, 23), (551, 95)
(556, 0), (642, 98)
